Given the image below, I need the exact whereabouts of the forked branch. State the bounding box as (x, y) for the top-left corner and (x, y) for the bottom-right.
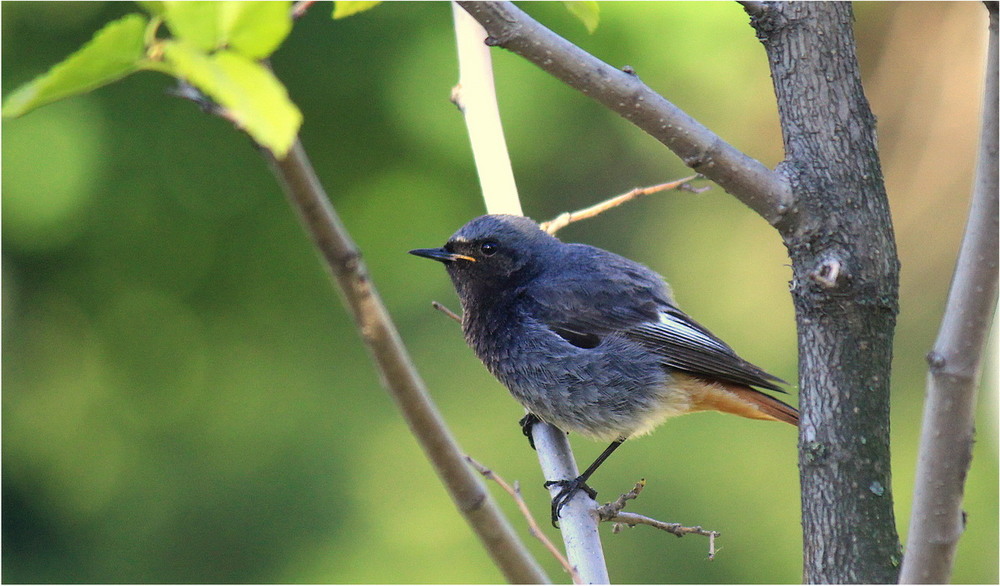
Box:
(456, 1), (791, 225)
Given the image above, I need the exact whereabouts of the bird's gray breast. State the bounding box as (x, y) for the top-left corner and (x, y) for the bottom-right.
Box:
(464, 304), (670, 441)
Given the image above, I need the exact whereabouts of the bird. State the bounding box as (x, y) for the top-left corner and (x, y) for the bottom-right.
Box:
(410, 214), (797, 525)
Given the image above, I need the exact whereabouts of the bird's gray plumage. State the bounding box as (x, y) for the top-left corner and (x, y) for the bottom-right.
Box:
(415, 214), (787, 441)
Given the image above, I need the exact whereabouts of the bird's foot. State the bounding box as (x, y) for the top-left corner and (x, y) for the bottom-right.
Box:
(544, 476), (598, 527)
(518, 413), (541, 450)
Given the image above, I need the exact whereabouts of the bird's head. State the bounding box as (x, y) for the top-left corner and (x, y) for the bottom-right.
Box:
(409, 214), (560, 305)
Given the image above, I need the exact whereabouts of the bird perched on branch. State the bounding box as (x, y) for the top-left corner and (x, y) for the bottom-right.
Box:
(411, 214), (797, 525)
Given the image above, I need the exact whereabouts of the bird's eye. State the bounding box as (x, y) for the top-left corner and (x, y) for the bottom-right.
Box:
(480, 241), (499, 256)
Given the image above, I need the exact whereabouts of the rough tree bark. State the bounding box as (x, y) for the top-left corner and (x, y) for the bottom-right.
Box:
(747, 3), (903, 583)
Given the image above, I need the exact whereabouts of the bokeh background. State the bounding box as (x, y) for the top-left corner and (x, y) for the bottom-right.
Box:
(3, 1), (996, 583)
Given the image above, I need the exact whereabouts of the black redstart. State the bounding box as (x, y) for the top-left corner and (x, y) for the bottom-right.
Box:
(410, 214), (797, 524)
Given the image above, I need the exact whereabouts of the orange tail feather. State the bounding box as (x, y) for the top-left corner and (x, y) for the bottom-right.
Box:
(689, 378), (799, 426)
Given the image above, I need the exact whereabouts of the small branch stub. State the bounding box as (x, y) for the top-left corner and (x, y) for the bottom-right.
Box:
(809, 258), (844, 289)
(431, 301), (462, 324)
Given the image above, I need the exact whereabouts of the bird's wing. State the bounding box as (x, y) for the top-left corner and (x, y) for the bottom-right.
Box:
(526, 244), (786, 393)
(525, 243), (669, 335)
(626, 306), (787, 393)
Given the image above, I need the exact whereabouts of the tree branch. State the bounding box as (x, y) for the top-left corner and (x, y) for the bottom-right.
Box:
(451, 4), (610, 582)
(455, 0), (792, 226)
(532, 422), (611, 583)
(736, 1), (767, 19)
(900, 3), (999, 582)
(451, 2), (522, 215)
(264, 140), (549, 584)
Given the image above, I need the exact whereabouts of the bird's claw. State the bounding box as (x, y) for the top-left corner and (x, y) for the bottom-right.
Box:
(544, 476), (598, 527)
(519, 413), (541, 450)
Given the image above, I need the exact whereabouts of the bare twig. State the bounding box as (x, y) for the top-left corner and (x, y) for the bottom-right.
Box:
(292, 0), (317, 20)
(540, 175), (708, 235)
(431, 301), (462, 324)
(595, 479), (646, 519)
(455, 1), (792, 225)
(900, 3), (999, 583)
(595, 480), (721, 560)
(466, 457), (583, 584)
(606, 512), (721, 541)
(164, 44), (549, 586)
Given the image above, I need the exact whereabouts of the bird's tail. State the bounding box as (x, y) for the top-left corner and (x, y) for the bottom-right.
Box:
(688, 378), (799, 426)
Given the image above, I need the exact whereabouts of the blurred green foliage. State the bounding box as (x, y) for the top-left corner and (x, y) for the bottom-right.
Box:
(2, 3), (302, 156)
(3, 2), (996, 583)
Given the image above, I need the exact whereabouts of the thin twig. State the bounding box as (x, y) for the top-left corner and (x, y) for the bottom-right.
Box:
(606, 512), (721, 540)
(466, 456), (583, 584)
(540, 175), (708, 235)
(431, 301), (462, 324)
(595, 478), (646, 518)
(596, 480), (721, 560)
(165, 83), (552, 584)
(292, 0), (317, 20)
(169, 80), (234, 123)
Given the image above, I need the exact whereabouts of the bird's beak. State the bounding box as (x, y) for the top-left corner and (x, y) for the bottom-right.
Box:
(409, 248), (476, 264)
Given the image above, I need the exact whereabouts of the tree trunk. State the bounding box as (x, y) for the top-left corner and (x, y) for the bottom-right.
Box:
(748, 3), (903, 582)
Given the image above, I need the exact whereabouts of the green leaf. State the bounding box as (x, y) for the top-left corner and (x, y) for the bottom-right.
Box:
(160, 1), (293, 58)
(161, 41), (302, 156)
(563, 1), (600, 33)
(135, 1), (166, 17)
(2, 14), (148, 118)
(332, 1), (382, 19)
(160, 1), (225, 52)
(225, 1), (293, 59)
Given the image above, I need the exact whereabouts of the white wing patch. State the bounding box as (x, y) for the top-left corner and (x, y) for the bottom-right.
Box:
(658, 311), (732, 353)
